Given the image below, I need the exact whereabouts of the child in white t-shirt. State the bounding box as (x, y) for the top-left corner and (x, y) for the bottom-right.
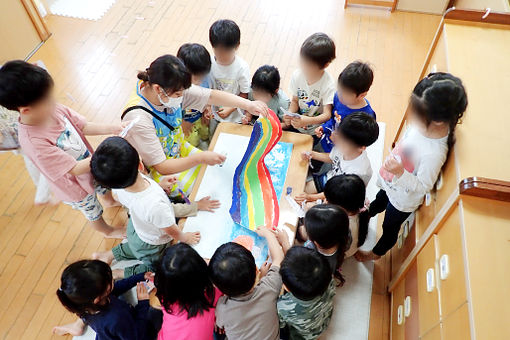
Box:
(90, 137), (219, 279)
(356, 72), (468, 262)
(285, 33), (336, 136)
(208, 19), (250, 128)
(297, 112), (379, 203)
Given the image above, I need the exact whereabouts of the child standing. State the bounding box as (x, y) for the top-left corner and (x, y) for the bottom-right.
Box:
(317, 61), (376, 153)
(324, 174), (370, 258)
(245, 65), (290, 123)
(210, 227), (284, 340)
(90, 137), (218, 278)
(299, 112), (379, 200)
(0, 61), (123, 238)
(155, 243), (221, 340)
(52, 260), (161, 339)
(278, 246), (336, 340)
(177, 43), (213, 149)
(208, 19), (251, 129)
(356, 72), (467, 262)
(285, 33), (336, 137)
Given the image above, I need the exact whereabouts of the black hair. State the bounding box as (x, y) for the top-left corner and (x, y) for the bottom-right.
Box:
(209, 19), (241, 48)
(0, 60), (54, 111)
(410, 72), (467, 152)
(338, 61), (374, 96)
(337, 112), (379, 147)
(251, 65), (280, 96)
(280, 246), (331, 301)
(300, 33), (336, 69)
(56, 260), (113, 317)
(208, 242), (256, 297)
(177, 43), (212, 76)
(305, 204), (350, 283)
(324, 174), (369, 247)
(91, 136), (139, 189)
(137, 54), (191, 94)
(155, 244), (214, 318)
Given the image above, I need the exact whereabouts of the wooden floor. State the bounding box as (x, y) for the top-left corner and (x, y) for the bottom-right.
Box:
(0, 1), (440, 339)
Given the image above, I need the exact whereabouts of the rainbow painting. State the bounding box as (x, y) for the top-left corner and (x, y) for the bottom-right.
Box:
(230, 109), (283, 231)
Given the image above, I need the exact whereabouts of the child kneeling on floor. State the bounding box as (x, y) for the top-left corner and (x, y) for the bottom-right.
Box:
(278, 246), (336, 340)
(90, 136), (215, 279)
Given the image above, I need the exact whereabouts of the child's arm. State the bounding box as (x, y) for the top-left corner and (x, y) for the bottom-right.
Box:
(291, 104), (332, 129)
(163, 225), (201, 245)
(302, 150), (332, 164)
(256, 227), (284, 267)
(294, 192), (325, 204)
(82, 122), (123, 136)
(68, 158), (91, 176)
(112, 272), (146, 296)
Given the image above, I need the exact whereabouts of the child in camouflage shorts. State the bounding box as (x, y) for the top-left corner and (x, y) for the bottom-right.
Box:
(277, 246), (336, 340)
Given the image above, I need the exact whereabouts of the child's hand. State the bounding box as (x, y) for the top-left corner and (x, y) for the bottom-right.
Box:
(301, 151), (313, 162)
(158, 175), (178, 194)
(241, 113), (253, 125)
(181, 121), (193, 136)
(276, 228), (291, 252)
(200, 151), (226, 166)
(315, 126), (324, 138)
(294, 192), (309, 204)
(136, 282), (150, 301)
(197, 196), (221, 212)
(203, 105), (213, 120)
(217, 107), (235, 119)
(255, 226), (275, 239)
(282, 114), (292, 127)
(383, 156), (405, 177)
(259, 261), (272, 278)
(291, 116), (308, 129)
(180, 231), (201, 245)
(144, 272), (155, 281)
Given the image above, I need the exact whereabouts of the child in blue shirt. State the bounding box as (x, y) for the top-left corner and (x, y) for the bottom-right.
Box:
(317, 61), (376, 153)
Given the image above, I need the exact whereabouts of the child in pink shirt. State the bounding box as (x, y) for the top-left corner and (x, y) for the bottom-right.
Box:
(0, 60), (124, 237)
(154, 243), (221, 340)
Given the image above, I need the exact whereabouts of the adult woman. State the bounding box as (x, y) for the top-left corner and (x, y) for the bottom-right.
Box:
(122, 55), (267, 197)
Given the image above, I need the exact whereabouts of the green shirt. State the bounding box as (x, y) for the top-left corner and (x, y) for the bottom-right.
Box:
(277, 279), (336, 340)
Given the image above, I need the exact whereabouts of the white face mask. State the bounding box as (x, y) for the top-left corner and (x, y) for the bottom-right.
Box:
(158, 91), (183, 111)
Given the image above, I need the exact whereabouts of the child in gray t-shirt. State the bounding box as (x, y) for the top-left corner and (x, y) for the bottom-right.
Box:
(209, 227), (284, 340)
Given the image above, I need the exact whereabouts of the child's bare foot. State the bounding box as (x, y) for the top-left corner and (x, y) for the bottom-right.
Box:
(354, 250), (381, 262)
(112, 269), (124, 280)
(103, 227), (126, 239)
(52, 318), (85, 336)
(92, 250), (115, 264)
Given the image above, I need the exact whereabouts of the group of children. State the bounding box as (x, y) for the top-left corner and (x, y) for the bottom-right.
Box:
(0, 17), (468, 340)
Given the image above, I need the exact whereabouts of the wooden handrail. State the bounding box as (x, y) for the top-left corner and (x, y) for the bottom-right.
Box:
(460, 177), (510, 202)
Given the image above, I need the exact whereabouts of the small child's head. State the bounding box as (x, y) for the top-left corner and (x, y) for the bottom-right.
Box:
(91, 136), (140, 189)
(209, 242), (256, 297)
(155, 243), (214, 318)
(251, 65), (281, 103)
(280, 246), (331, 301)
(56, 260), (113, 316)
(177, 43), (212, 86)
(337, 61), (374, 105)
(0, 60), (55, 124)
(333, 112), (379, 156)
(209, 19), (241, 65)
(410, 72), (467, 148)
(324, 174), (369, 247)
(300, 33), (336, 77)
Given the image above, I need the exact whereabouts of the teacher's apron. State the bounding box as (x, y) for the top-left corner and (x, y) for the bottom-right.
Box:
(123, 82), (201, 197)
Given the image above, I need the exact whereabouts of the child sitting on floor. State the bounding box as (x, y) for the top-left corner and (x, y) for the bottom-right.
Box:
(155, 243), (221, 340)
(244, 65), (290, 123)
(278, 246), (336, 340)
(284, 33), (336, 137)
(53, 260), (161, 339)
(298, 112), (379, 202)
(356, 72), (467, 262)
(208, 19), (251, 131)
(90, 136), (219, 279)
(177, 43), (213, 150)
(0, 60), (123, 238)
(316, 61), (376, 153)
(324, 174), (370, 258)
(209, 227), (284, 340)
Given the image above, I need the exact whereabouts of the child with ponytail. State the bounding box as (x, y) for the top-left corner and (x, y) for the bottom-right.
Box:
(324, 174), (370, 257)
(52, 260), (161, 339)
(356, 72), (467, 261)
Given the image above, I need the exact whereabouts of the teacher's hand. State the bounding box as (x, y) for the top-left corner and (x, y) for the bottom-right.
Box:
(246, 100), (269, 118)
(200, 151), (226, 166)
